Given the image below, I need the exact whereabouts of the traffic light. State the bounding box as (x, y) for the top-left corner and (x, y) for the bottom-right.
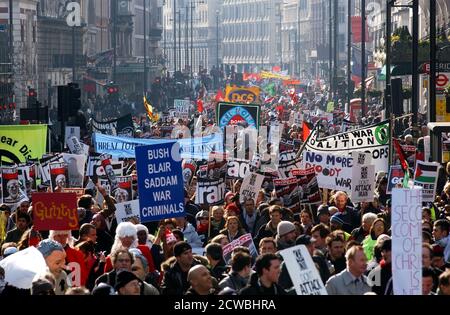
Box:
(391, 78), (403, 116)
(28, 88), (37, 108)
(106, 84), (119, 105)
(68, 83), (81, 116)
(58, 83), (81, 121)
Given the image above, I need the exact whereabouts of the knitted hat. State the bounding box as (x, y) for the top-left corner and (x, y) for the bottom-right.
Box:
(277, 221), (296, 237)
(92, 283), (116, 296)
(114, 270), (140, 291)
(330, 213), (345, 226)
(173, 241), (192, 257)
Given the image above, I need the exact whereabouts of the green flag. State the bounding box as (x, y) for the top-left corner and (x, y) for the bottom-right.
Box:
(263, 83), (276, 96)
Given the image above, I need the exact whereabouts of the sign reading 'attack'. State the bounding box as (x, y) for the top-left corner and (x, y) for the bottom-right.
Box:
(135, 141), (185, 222)
(32, 193), (78, 230)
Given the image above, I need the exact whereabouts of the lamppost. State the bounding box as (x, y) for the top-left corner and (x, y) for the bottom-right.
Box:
(347, 0), (352, 108)
(361, 0), (366, 117)
(143, 0), (147, 95)
(216, 9), (220, 68)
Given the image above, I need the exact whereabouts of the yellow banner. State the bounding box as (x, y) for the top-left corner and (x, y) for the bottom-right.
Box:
(0, 125), (47, 163)
(260, 71), (291, 80)
(225, 85), (260, 103)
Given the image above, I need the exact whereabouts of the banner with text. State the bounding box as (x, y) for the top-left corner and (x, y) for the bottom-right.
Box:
(93, 132), (223, 160)
(304, 120), (389, 173)
(301, 151), (353, 193)
(0, 124), (47, 164)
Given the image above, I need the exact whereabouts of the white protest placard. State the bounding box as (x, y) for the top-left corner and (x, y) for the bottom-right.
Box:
(392, 188), (422, 295)
(351, 151), (372, 166)
(424, 136), (430, 162)
(289, 112), (303, 126)
(351, 164), (375, 202)
(67, 136), (84, 155)
(115, 200), (141, 223)
(174, 99), (190, 119)
(239, 172), (265, 203)
(61, 153), (87, 188)
(301, 151), (353, 193)
(65, 126), (80, 148)
(279, 244), (328, 295)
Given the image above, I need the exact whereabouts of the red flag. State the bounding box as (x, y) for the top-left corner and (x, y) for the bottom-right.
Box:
(393, 138), (409, 172)
(215, 90), (224, 102)
(197, 99), (204, 113)
(302, 121), (312, 141)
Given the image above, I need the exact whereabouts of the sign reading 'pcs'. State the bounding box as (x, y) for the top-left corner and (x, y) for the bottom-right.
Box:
(225, 86), (260, 103)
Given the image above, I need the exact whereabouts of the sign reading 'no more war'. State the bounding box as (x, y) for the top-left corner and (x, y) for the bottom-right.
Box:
(135, 142), (185, 222)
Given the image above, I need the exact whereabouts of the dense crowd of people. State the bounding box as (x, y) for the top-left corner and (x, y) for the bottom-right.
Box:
(0, 69), (450, 296)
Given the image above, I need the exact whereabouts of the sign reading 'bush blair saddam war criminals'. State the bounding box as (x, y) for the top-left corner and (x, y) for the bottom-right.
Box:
(135, 141), (185, 222)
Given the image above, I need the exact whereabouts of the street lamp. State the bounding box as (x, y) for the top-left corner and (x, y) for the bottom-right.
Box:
(216, 9), (220, 69)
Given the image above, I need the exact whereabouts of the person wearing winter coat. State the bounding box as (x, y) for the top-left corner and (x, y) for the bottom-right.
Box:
(175, 216), (203, 248)
(219, 252), (253, 291)
(239, 253), (287, 295)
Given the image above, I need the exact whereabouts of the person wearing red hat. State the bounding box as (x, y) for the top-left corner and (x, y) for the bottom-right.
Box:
(225, 204), (240, 218)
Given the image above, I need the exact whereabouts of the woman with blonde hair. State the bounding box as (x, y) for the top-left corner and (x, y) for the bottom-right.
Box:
(209, 206), (226, 239)
(219, 216), (246, 243)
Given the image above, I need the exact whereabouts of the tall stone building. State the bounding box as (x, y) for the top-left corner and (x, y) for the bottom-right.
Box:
(0, 0), (39, 116)
(162, 0), (220, 74)
(221, 0), (281, 73)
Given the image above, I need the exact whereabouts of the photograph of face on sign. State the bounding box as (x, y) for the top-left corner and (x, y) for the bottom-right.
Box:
(49, 162), (69, 192)
(61, 153), (86, 188)
(2, 166), (27, 205)
(113, 176), (132, 203)
(182, 159), (197, 190)
(18, 164), (37, 198)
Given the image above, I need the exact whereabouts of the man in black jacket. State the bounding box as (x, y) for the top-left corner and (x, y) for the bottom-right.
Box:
(95, 249), (134, 288)
(161, 241), (200, 295)
(185, 265), (216, 295)
(239, 253), (287, 295)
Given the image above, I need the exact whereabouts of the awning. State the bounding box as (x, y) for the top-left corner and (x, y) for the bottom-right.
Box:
(379, 63), (412, 80)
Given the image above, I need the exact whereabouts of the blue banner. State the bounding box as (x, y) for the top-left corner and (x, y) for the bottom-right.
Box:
(92, 133), (223, 160)
(135, 141), (185, 222)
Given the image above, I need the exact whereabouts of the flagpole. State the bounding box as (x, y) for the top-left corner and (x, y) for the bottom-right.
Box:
(389, 113), (394, 168)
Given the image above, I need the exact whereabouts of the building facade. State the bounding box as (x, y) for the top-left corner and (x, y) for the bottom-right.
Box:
(162, 0), (219, 75)
(221, 0), (282, 73)
(0, 0), (39, 118)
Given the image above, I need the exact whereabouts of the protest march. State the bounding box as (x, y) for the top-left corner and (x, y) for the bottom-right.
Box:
(0, 75), (449, 299)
